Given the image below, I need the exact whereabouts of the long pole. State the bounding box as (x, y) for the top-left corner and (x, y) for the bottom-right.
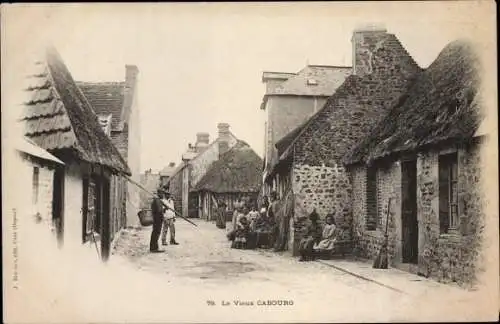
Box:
(124, 176), (198, 227)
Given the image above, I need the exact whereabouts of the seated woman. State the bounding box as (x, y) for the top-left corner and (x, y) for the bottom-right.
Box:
(298, 209), (322, 262)
(253, 208), (273, 248)
(232, 215), (251, 249)
(313, 214), (337, 255)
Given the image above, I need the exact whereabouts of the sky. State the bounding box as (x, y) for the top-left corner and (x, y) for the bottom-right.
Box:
(2, 2), (494, 173)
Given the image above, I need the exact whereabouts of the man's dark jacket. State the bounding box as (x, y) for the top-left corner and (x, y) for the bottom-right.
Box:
(151, 197), (164, 223)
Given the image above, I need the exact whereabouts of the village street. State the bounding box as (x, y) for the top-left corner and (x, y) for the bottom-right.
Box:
(105, 218), (483, 323)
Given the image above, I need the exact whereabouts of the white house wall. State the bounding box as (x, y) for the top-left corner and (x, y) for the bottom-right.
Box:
(63, 161), (84, 248)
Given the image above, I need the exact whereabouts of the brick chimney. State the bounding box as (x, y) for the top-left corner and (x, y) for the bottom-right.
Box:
(351, 24), (387, 77)
(119, 64), (139, 130)
(217, 123), (230, 158)
(195, 132), (210, 153)
(169, 162), (175, 167)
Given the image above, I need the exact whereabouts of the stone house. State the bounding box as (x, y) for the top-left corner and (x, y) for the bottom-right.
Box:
(77, 65), (141, 228)
(192, 141), (263, 221)
(167, 123), (239, 218)
(260, 65), (352, 193)
(268, 27), (422, 255)
(15, 137), (65, 245)
(344, 40), (485, 286)
(21, 46), (131, 261)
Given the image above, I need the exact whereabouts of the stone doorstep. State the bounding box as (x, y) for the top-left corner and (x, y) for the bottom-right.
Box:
(316, 258), (464, 295)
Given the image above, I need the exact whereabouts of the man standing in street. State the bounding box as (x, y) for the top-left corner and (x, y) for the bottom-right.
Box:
(150, 188), (166, 253)
(161, 191), (179, 246)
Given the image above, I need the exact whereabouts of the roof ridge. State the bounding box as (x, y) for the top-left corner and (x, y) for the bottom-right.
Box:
(76, 81), (125, 85)
(307, 64), (352, 69)
(386, 33), (422, 70)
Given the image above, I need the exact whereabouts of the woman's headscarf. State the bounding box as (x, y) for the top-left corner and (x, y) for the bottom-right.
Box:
(309, 209), (319, 222)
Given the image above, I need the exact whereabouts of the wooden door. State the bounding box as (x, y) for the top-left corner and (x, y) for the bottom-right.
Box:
(401, 160), (418, 264)
(100, 176), (111, 261)
(51, 166), (65, 247)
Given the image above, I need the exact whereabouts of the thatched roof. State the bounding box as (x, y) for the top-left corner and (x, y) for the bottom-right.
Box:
(77, 81), (125, 131)
(22, 46), (131, 175)
(193, 141), (263, 193)
(344, 40), (482, 165)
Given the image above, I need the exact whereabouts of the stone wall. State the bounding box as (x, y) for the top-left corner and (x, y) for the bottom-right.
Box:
(350, 162), (402, 263)
(350, 141), (484, 287)
(290, 163), (352, 255)
(418, 143), (484, 287)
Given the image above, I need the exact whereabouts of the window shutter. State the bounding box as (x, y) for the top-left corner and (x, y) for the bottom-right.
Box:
(82, 177), (89, 242)
(366, 166), (378, 230)
(32, 167), (40, 205)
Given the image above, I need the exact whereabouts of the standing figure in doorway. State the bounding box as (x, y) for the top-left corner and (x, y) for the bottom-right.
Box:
(161, 191), (179, 245)
(267, 191), (279, 247)
(150, 188), (166, 253)
(216, 200), (227, 229)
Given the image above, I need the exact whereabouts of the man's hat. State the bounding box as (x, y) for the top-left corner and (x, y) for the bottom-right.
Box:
(157, 187), (169, 195)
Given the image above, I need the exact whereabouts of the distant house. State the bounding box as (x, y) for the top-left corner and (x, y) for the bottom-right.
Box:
(193, 141), (263, 221)
(159, 162), (176, 188)
(21, 46), (131, 261)
(344, 40), (485, 286)
(260, 65), (352, 193)
(139, 169), (160, 209)
(268, 27), (421, 255)
(168, 123), (239, 218)
(77, 65), (141, 228)
(16, 137), (65, 245)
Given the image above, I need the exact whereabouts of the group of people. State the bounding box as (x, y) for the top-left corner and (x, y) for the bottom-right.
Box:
(149, 187), (180, 253)
(226, 192), (281, 250)
(224, 191), (340, 262)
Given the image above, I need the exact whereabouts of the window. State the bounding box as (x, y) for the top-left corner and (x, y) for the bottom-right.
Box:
(366, 166), (378, 230)
(32, 167), (40, 204)
(439, 153), (459, 233)
(82, 177), (98, 242)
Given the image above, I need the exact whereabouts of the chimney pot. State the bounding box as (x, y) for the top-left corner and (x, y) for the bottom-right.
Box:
(196, 132), (210, 144)
(125, 65), (139, 85)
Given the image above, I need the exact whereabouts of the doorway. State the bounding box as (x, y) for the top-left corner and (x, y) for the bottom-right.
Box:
(51, 166), (65, 247)
(401, 160), (418, 264)
(100, 177), (111, 261)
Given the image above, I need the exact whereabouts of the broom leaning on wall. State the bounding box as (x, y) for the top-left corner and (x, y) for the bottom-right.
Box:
(373, 197), (393, 269)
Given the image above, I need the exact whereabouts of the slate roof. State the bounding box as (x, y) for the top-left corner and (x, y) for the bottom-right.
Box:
(76, 81), (125, 131)
(268, 65), (352, 97)
(21, 46), (131, 175)
(345, 40), (482, 165)
(193, 141), (263, 194)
